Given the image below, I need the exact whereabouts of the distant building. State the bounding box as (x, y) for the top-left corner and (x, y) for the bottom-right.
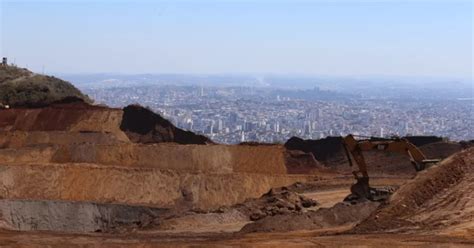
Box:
(1, 57), (7, 66)
(217, 119), (223, 131)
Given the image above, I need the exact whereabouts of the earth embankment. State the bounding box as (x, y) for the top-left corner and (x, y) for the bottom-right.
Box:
(352, 147), (474, 236)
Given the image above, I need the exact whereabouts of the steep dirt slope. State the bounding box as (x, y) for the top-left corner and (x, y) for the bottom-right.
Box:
(0, 102), (125, 135)
(0, 143), (288, 174)
(120, 105), (212, 144)
(0, 102), (320, 213)
(0, 130), (127, 148)
(352, 147), (474, 236)
(420, 141), (463, 159)
(0, 162), (317, 210)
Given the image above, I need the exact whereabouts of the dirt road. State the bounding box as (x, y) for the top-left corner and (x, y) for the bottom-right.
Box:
(0, 229), (473, 247)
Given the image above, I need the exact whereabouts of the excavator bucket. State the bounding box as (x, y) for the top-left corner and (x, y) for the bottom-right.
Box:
(350, 177), (371, 200)
(346, 177), (394, 202)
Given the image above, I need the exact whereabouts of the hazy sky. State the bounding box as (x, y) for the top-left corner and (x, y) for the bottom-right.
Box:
(0, 0), (472, 79)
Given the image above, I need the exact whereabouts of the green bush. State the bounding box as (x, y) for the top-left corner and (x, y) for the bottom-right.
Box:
(0, 66), (91, 107)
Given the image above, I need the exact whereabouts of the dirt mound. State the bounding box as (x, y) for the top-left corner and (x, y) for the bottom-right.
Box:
(240, 201), (380, 233)
(156, 185), (319, 233)
(352, 147), (474, 235)
(235, 186), (319, 221)
(156, 209), (249, 233)
(420, 141), (463, 159)
(120, 105), (212, 144)
(285, 136), (345, 165)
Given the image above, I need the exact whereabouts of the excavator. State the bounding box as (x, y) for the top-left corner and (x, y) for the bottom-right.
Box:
(342, 134), (440, 201)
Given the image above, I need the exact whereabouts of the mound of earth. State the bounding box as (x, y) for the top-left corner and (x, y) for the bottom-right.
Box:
(240, 201), (380, 233)
(285, 136), (345, 165)
(120, 104), (212, 144)
(235, 186), (319, 221)
(0, 65), (90, 107)
(419, 141), (463, 159)
(156, 185), (319, 232)
(352, 147), (474, 236)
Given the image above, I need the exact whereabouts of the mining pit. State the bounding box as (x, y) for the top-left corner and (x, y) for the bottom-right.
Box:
(0, 102), (472, 247)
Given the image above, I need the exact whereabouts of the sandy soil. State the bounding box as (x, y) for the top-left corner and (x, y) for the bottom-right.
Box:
(0, 229), (472, 247)
(302, 188), (350, 209)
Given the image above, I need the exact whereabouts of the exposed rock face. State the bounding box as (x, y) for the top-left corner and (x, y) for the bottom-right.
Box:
(0, 101), (126, 135)
(0, 163), (315, 210)
(120, 105), (212, 144)
(0, 143), (289, 175)
(0, 199), (165, 233)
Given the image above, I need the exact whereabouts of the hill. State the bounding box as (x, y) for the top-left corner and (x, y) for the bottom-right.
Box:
(0, 65), (90, 107)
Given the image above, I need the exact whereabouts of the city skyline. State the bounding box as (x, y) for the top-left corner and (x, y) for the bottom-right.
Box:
(80, 83), (473, 143)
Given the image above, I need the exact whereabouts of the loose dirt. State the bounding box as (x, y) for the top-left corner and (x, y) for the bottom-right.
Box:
(353, 147), (474, 235)
(240, 201), (380, 233)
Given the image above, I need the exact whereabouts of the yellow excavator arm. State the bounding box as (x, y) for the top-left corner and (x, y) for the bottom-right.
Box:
(342, 134), (439, 200)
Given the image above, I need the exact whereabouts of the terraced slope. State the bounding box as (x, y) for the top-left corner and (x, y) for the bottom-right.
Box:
(0, 102), (319, 233)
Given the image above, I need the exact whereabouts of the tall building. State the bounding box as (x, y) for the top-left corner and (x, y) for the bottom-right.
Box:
(218, 119), (223, 132)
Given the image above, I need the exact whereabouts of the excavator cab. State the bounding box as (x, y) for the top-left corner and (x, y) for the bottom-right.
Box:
(342, 134), (440, 202)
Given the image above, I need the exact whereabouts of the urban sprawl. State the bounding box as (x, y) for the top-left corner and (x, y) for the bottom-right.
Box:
(82, 85), (473, 144)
